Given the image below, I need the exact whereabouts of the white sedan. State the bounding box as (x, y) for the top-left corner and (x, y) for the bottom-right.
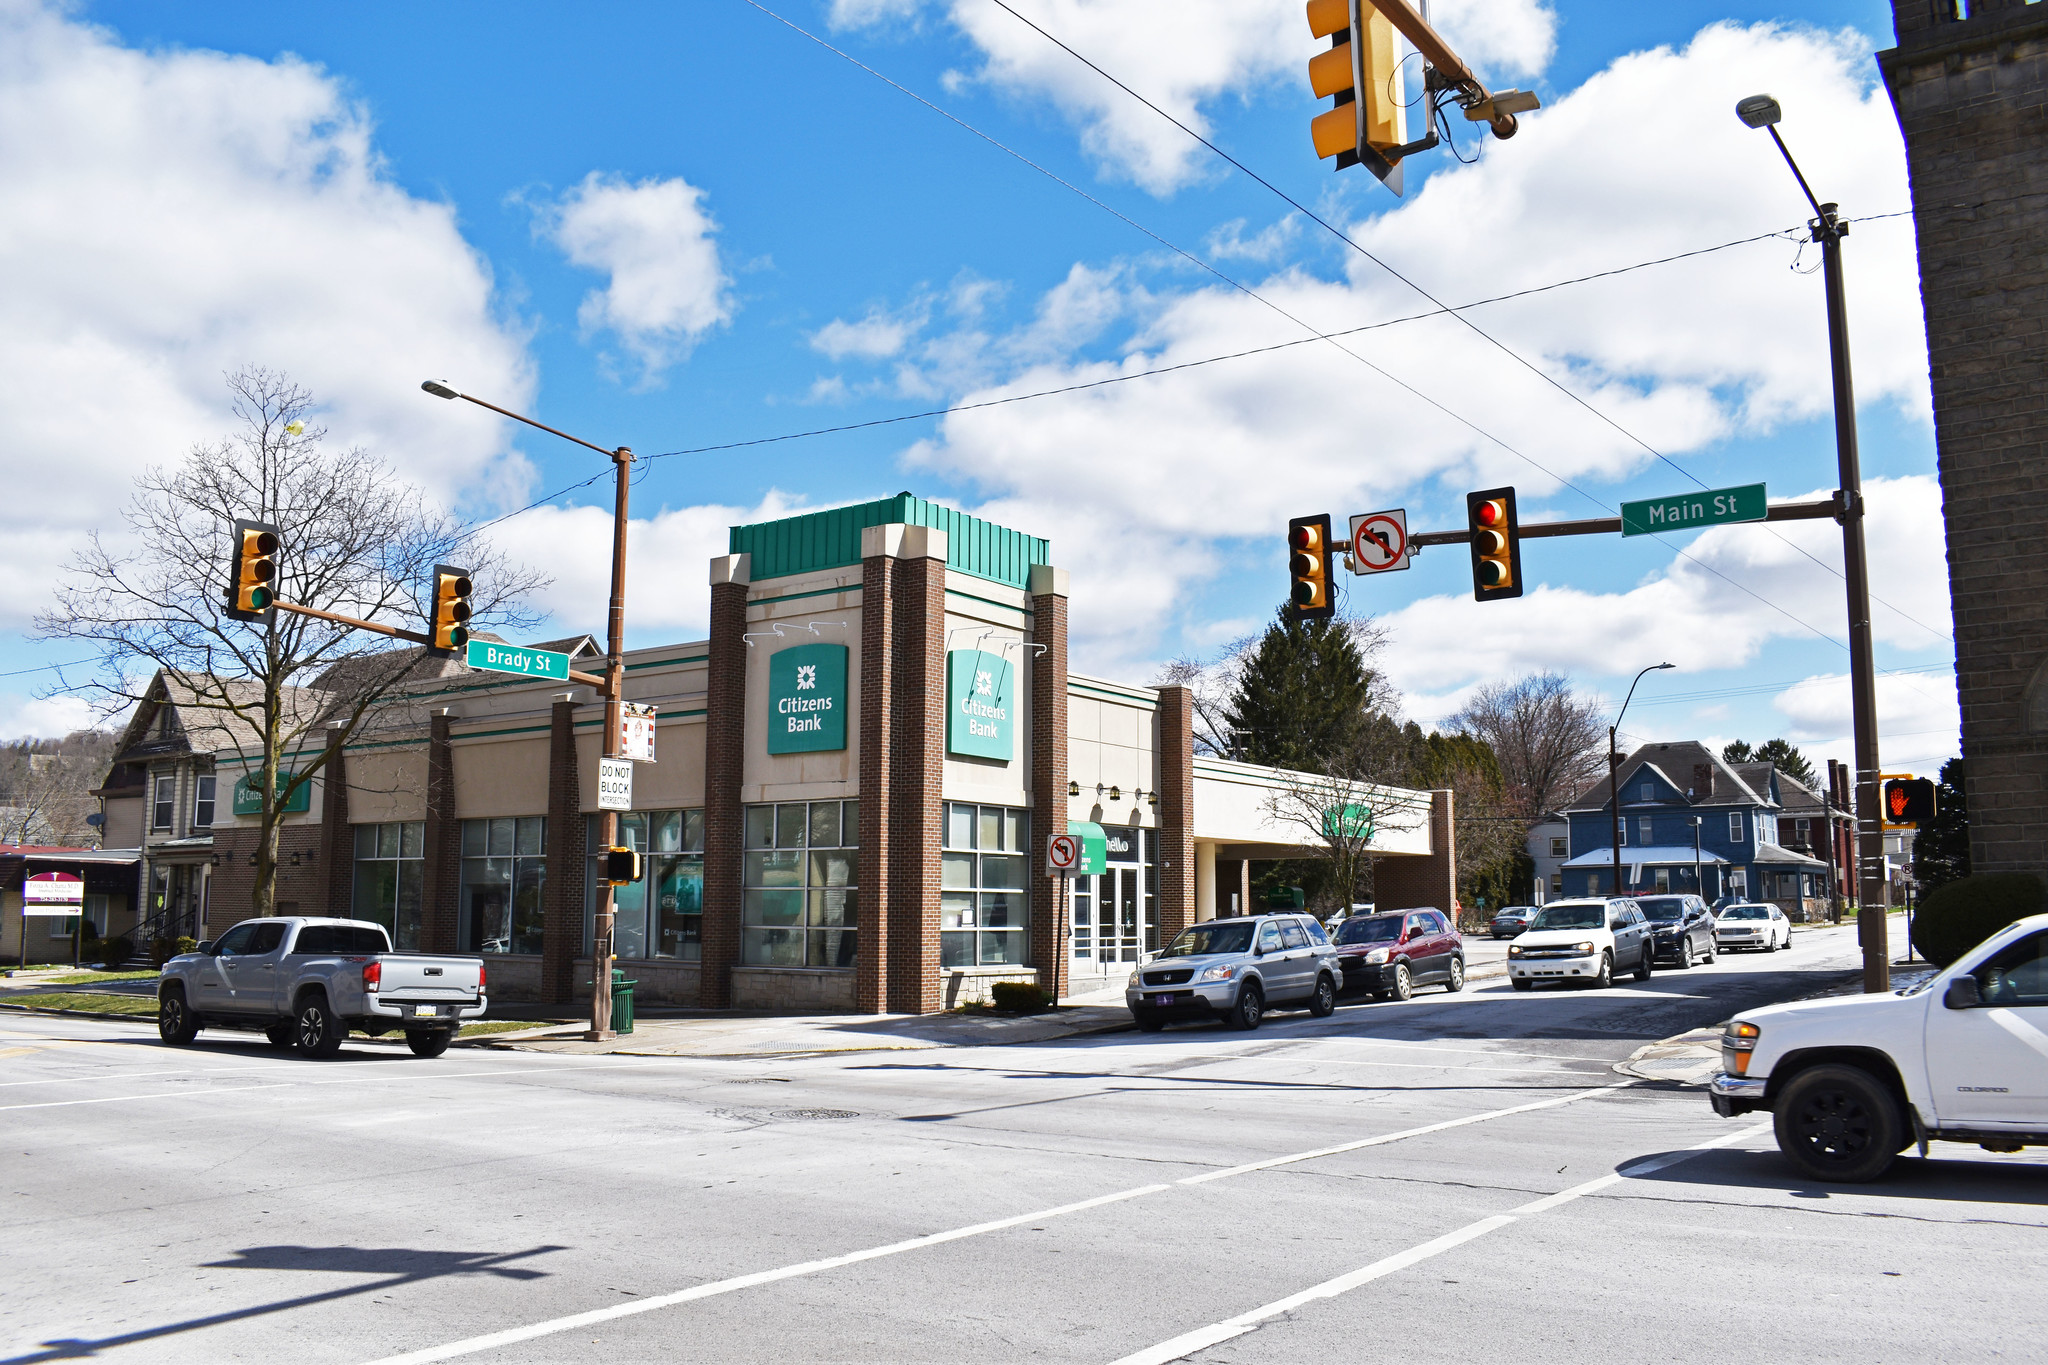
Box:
(1714, 902), (1791, 951)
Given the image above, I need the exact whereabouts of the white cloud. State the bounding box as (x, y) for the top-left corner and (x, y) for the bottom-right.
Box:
(810, 306), (924, 361)
(835, 0), (1557, 194)
(538, 172), (731, 382)
(1770, 669), (1959, 769)
(0, 0), (534, 629)
(0, 693), (96, 742)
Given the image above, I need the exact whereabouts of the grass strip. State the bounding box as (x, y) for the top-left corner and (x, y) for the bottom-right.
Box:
(1, 992), (159, 1017)
(35, 969), (162, 986)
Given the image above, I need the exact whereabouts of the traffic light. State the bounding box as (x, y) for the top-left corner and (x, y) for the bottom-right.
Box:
(1287, 514), (1336, 621)
(429, 564), (473, 655)
(604, 846), (644, 885)
(226, 518), (280, 623)
(1466, 487), (1523, 601)
(1884, 777), (1937, 826)
(1305, 0), (1406, 186)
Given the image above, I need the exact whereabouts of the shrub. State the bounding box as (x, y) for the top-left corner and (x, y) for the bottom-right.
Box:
(989, 980), (1051, 1013)
(98, 935), (134, 971)
(1912, 872), (2045, 967)
(150, 936), (197, 967)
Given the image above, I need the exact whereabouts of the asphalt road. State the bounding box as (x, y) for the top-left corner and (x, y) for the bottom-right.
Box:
(4, 922), (2042, 1365)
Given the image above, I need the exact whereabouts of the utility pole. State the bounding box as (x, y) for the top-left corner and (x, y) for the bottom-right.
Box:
(1738, 95), (1888, 992)
(1691, 816), (1704, 901)
(422, 380), (633, 1038)
(1609, 664), (1674, 901)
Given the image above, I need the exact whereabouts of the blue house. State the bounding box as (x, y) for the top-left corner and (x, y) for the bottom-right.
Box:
(1557, 742), (1829, 916)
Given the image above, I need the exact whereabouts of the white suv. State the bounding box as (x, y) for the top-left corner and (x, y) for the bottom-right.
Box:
(1507, 897), (1655, 990)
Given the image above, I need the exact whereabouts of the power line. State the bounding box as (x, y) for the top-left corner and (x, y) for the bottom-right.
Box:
(983, 0), (1952, 649)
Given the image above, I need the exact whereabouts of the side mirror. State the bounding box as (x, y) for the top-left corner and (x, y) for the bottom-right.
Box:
(1944, 976), (1982, 1010)
(196, 940), (215, 956)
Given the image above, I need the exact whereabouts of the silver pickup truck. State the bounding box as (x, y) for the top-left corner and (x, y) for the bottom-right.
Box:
(157, 917), (487, 1058)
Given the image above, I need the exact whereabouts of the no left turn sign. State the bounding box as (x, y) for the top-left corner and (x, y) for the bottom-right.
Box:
(1047, 833), (1081, 872)
(1348, 509), (1412, 574)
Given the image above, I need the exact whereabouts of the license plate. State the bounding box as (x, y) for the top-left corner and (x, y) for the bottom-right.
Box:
(414, 1004), (437, 1017)
(1153, 994), (1175, 1006)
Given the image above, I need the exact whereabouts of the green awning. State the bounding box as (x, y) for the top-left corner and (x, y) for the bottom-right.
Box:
(1066, 820), (1107, 876)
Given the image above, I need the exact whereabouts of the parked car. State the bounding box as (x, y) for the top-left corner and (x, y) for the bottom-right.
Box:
(1715, 902), (1791, 951)
(1488, 905), (1539, 939)
(1331, 909), (1465, 1000)
(1507, 897), (1654, 990)
(1636, 894), (1718, 968)
(1711, 911), (2048, 1181)
(158, 917), (487, 1058)
(1127, 912), (1340, 1032)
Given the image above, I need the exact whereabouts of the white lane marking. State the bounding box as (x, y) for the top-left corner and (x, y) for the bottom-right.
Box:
(360, 1182), (1173, 1365)
(1111, 1122), (1774, 1365)
(1286, 1057), (1606, 1076)
(1314, 1038), (1619, 1064)
(1987, 1008), (2048, 1063)
(0, 1083), (286, 1112)
(1176, 1081), (1631, 1185)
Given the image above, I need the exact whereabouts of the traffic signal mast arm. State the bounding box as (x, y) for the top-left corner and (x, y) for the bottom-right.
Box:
(1362, 0), (1521, 139)
(1383, 493), (1842, 550)
(264, 598), (608, 688)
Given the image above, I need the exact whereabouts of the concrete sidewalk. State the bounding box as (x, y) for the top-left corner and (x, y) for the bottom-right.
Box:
(479, 1003), (1137, 1057)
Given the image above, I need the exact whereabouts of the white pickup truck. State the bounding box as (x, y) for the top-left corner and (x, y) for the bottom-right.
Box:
(1711, 911), (2048, 1181)
(158, 917), (487, 1059)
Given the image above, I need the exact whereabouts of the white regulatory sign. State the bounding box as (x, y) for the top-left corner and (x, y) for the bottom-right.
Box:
(1047, 833), (1080, 873)
(1348, 509), (1412, 574)
(597, 757), (634, 811)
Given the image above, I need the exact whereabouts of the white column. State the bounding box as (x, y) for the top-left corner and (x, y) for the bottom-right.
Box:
(1194, 840), (1216, 922)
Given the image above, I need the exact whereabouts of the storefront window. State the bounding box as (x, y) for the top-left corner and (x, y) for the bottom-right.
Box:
(742, 800), (858, 968)
(941, 802), (1029, 968)
(352, 821), (425, 949)
(459, 817), (545, 955)
(587, 810), (704, 960)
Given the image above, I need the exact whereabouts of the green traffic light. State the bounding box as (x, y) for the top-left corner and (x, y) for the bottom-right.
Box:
(249, 587), (272, 610)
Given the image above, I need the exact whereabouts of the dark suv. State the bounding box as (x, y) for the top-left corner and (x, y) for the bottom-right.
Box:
(1331, 908), (1465, 1000)
(1636, 894), (1718, 969)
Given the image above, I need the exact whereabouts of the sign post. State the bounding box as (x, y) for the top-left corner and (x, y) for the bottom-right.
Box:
(1048, 833), (1081, 1006)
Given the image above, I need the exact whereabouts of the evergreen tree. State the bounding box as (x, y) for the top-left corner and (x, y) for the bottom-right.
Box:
(1914, 757), (1970, 891)
(1223, 607), (1381, 771)
(1721, 737), (1816, 787)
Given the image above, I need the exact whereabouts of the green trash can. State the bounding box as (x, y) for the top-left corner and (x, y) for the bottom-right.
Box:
(610, 967), (637, 1035)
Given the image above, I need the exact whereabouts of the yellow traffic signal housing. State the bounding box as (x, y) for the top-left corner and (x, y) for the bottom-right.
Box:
(1287, 514), (1336, 621)
(226, 518), (280, 623)
(429, 564), (473, 655)
(1466, 487), (1523, 601)
(1306, 0), (1405, 176)
(604, 846), (644, 885)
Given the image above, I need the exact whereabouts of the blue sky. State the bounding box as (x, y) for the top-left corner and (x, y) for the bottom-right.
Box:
(0, 0), (1958, 780)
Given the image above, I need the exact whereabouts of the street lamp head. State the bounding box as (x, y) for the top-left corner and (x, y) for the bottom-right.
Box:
(420, 379), (462, 400)
(1736, 94), (1782, 129)
(1657, 661), (1675, 670)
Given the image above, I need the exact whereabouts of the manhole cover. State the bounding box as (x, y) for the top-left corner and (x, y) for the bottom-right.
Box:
(772, 1108), (859, 1121)
(1634, 1057), (1716, 1077)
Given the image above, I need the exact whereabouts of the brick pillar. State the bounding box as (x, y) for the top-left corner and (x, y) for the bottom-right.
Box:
(541, 698), (583, 1002)
(856, 541), (895, 1013)
(701, 557), (751, 1009)
(320, 729), (352, 916)
(1028, 565), (1069, 999)
(888, 529), (947, 1015)
(1155, 684), (1196, 945)
(1373, 789), (1457, 915)
(421, 710), (459, 952)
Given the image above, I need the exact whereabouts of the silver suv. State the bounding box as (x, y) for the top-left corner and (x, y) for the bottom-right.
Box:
(1126, 913), (1342, 1032)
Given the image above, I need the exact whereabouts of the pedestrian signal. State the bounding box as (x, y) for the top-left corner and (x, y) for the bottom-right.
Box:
(1466, 487), (1523, 602)
(226, 519), (281, 623)
(1287, 514), (1336, 621)
(604, 847), (644, 885)
(1883, 777), (1936, 826)
(429, 565), (473, 655)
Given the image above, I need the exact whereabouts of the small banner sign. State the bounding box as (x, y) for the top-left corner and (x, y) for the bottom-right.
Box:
(620, 703), (657, 763)
(23, 871), (83, 911)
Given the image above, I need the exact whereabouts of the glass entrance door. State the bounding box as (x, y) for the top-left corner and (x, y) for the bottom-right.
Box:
(1071, 866), (1149, 967)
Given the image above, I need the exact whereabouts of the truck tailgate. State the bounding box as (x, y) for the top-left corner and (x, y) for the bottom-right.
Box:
(375, 954), (484, 1000)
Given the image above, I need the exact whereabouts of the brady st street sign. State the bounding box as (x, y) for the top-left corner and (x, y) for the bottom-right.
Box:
(465, 639), (571, 681)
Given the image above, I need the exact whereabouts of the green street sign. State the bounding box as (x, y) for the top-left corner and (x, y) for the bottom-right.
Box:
(1621, 482), (1767, 537)
(232, 769), (310, 816)
(466, 640), (570, 681)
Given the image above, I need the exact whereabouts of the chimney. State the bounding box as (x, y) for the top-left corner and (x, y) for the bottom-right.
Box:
(1693, 764), (1713, 801)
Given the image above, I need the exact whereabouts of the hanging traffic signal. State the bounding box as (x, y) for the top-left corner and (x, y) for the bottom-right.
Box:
(1883, 777), (1937, 826)
(429, 564), (473, 655)
(1287, 514), (1336, 621)
(1305, 0), (1407, 188)
(604, 846), (644, 885)
(1466, 487), (1523, 601)
(226, 519), (280, 623)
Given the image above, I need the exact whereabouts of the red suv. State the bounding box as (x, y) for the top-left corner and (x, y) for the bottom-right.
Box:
(1332, 909), (1466, 1001)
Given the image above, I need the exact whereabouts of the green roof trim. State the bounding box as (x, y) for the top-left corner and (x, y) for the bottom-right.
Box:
(729, 492), (1050, 588)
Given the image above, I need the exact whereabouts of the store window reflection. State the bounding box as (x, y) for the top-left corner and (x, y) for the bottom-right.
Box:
(459, 816), (546, 955)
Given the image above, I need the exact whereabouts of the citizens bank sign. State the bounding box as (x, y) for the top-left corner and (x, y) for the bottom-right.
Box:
(766, 642), (848, 755)
(946, 649), (1014, 762)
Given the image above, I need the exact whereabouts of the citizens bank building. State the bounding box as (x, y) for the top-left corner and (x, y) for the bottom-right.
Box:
(182, 494), (1457, 1012)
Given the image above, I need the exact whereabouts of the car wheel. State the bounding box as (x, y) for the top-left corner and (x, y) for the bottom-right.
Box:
(1444, 957), (1465, 993)
(265, 1023), (295, 1049)
(1230, 983), (1264, 1031)
(1389, 962), (1413, 1002)
(1670, 939), (1692, 970)
(406, 1029), (453, 1058)
(1309, 974), (1337, 1018)
(1589, 952), (1614, 989)
(1511, 978), (1534, 992)
(1704, 939), (1717, 965)
(1633, 945), (1653, 982)
(294, 993), (345, 1059)
(157, 989), (199, 1046)
(1774, 1064), (1904, 1183)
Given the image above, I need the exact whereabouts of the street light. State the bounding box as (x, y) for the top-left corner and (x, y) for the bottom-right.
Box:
(1609, 663), (1674, 903)
(1735, 96), (1888, 994)
(423, 379), (634, 1040)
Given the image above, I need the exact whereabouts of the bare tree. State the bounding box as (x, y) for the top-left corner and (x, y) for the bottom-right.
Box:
(1265, 763), (1432, 911)
(0, 732), (117, 846)
(1448, 673), (1605, 820)
(37, 367), (547, 914)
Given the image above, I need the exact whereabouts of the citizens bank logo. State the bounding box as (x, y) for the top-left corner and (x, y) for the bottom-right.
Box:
(797, 664), (817, 690)
(975, 669), (993, 697)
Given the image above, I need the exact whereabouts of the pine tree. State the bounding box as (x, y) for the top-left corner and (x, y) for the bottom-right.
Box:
(1914, 757), (1970, 891)
(1223, 607), (1379, 771)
